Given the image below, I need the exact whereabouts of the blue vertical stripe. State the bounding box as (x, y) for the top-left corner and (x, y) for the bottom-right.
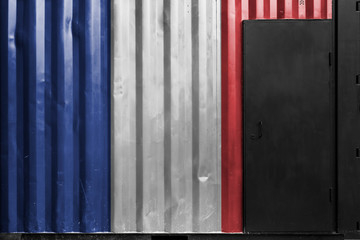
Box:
(7, 0), (19, 232)
(0, 0), (110, 233)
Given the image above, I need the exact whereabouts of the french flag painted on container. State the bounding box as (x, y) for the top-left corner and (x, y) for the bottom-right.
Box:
(0, 0), (331, 233)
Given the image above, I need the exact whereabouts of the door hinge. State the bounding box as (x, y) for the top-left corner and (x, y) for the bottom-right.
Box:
(329, 188), (332, 203)
(329, 52), (332, 66)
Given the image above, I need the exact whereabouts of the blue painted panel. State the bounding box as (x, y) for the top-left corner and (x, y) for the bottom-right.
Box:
(0, 0), (110, 232)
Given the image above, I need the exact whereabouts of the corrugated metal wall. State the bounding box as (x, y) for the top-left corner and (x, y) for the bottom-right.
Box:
(0, 0), (334, 234)
(221, 0), (332, 232)
(111, 0), (221, 233)
(0, 0), (110, 232)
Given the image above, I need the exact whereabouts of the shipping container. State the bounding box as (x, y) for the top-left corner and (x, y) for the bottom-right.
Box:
(2, 0), (359, 239)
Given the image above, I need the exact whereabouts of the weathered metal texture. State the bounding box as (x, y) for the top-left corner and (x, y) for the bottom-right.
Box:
(0, 0), (110, 232)
(221, 0), (332, 233)
(111, 0), (221, 233)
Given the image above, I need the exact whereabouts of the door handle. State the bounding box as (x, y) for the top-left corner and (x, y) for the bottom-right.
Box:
(251, 121), (263, 140)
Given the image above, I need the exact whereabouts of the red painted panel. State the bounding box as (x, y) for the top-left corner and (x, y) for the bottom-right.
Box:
(221, 0), (332, 233)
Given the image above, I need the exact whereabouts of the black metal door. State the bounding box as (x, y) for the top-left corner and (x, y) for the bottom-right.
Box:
(336, 0), (360, 235)
(243, 20), (335, 232)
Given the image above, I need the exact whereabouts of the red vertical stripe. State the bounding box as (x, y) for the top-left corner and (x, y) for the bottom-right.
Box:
(292, 0), (299, 18)
(277, 0), (285, 18)
(306, 0), (314, 18)
(249, 0), (257, 19)
(264, 0), (271, 18)
(321, 0), (327, 18)
(221, 0), (243, 233)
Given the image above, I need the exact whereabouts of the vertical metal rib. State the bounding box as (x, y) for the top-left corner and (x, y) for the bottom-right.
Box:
(142, 0), (165, 231)
(170, 0), (194, 232)
(112, 0), (137, 231)
(135, 0), (144, 231)
(191, 0), (200, 232)
(163, 0), (172, 232)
